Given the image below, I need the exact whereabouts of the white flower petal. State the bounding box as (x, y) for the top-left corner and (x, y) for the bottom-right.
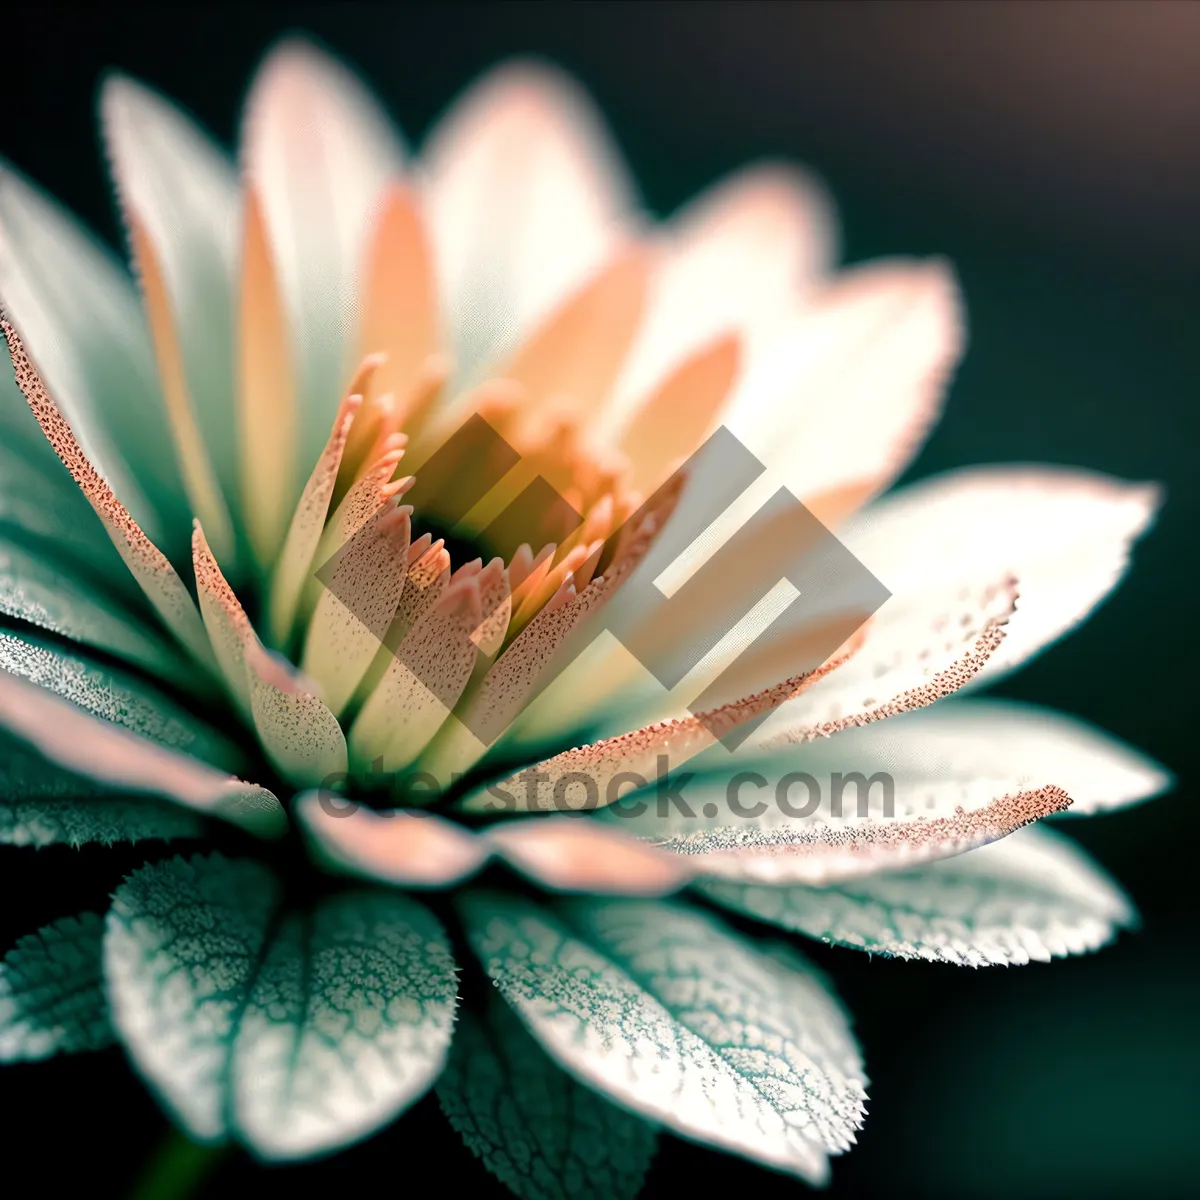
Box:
(610, 163), (835, 431)
(702, 825), (1135, 966)
(461, 894), (866, 1182)
(725, 257), (963, 514)
(842, 465), (1159, 682)
(243, 39), (404, 475)
(0, 162), (185, 553)
(790, 699), (1170, 817)
(422, 60), (636, 381)
(101, 74), (241, 536)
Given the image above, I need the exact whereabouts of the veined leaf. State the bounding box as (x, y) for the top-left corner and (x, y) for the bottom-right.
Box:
(701, 825), (1135, 967)
(0, 912), (113, 1060)
(460, 893), (866, 1184)
(105, 854), (458, 1160)
(438, 993), (658, 1200)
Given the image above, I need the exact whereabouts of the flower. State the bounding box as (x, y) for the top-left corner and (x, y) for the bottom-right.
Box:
(0, 36), (1168, 1190)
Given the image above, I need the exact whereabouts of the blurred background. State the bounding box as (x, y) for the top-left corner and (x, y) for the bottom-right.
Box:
(2, 2), (1197, 1196)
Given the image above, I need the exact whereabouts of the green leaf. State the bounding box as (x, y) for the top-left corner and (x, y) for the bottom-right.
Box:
(0, 532), (194, 688)
(701, 825), (1136, 967)
(0, 731), (206, 846)
(0, 628), (242, 770)
(0, 912), (113, 1060)
(438, 994), (658, 1200)
(460, 894), (866, 1184)
(105, 853), (459, 1160)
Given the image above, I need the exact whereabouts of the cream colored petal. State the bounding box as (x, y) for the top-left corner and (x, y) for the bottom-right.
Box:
(244, 38), (404, 474)
(0, 670), (285, 838)
(101, 74), (241, 505)
(296, 794), (487, 887)
(238, 186), (297, 565)
(726, 257), (963, 513)
(842, 466), (1160, 682)
(422, 60), (636, 381)
(2, 317), (215, 669)
(302, 503), (412, 718)
(245, 640), (348, 789)
(267, 386), (363, 648)
(349, 579), (482, 774)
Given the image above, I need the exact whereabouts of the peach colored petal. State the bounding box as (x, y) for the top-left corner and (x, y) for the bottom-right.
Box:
(486, 818), (692, 896)
(192, 521), (253, 714)
(358, 184), (439, 413)
(128, 212), (235, 563)
(422, 60), (635, 379)
(2, 316), (215, 670)
(470, 632), (859, 814)
(296, 794), (487, 887)
(669, 784), (1072, 887)
(618, 333), (741, 493)
(499, 246), (653, 434)
(237, 186), (296, 564)
(0, 670), (285, 838)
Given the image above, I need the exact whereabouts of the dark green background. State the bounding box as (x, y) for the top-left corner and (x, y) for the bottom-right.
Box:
(2, 3), (1197, 1196)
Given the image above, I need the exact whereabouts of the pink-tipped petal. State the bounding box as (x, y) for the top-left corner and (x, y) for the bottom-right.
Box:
(0, 671), (285, 838)
(2, 317), (215, 670)
(296, 794), (488, 888)
(487, 818), (692, 896)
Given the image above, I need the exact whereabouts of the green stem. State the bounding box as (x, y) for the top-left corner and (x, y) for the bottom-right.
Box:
(128, 1126), (228, 1200)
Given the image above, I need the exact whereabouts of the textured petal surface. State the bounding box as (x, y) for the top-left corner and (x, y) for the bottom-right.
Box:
(842, 466), (1159, 681)
(461, 894), (865, 1183)
(0, 913), (112, 1061)
(0, 164), (184, 549)
(790, 699), (1170, 817)
(438, 993), (658, 1200)
(702, 825), (1135, 966)
(105, 854), (458, 1159)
